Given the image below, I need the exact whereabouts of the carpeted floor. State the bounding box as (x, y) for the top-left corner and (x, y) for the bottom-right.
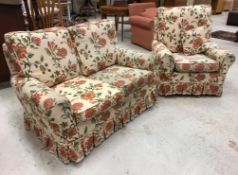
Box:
(0, 12), (238, 175)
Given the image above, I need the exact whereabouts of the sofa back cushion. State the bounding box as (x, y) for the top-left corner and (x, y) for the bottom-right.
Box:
(140, 8), (157, 19)
(155, 5), (212, 53)
(4, 28), (80, 87)
(68, 19), (117, 76)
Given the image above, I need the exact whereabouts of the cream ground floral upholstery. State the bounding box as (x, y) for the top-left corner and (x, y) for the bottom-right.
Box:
(3, 19), (158, 163)
(155, 5), (212, 53)
(68, 19), (117, 75)
(181, 26), (211, 55)
(53, 76), (124, 123)
(173, 53), (219, 73)
(153, 5), (235, 96)
(4, 29), (80, 87)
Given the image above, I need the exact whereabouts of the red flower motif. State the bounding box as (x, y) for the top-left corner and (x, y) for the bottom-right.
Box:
(195, 64), (205, 72)
(16, 43), (27, 59)
(64, 127), (77, 139)
(193, 37), (203, 49)
(108, 28), (116, 41)
(60, 146), (68, 159)
(82, 91), (96, 101)
(85, 136), (94, 151)
(97, 61), (106, 70)
(56, 48), (67, 58)
(32, 37), (41, 45)
(91, 32), (98, 40)
(85, 108), (96, 119)
(71, 102), (83, 112)
(67, 38), (74, 50)
(114, 80), (125, 88)
(210, 85), (219, 93)
(122, 112), (129, 122)
(158, 22), (166, 30)
(101, 100), (111, 111)
(12, 60), (21, 72)
(193, 84), (202, 93)
(172, 15), (178, 22)
(49, 123), (60, 134)
(182, 64), (190, 71)
(105, 121), (113, 132)
(33, 125), (40, 137)
(176, 84), (183, 93)
(99, 38), (106, 47)
(115, 92), (123, 104)
(139, 59), (145, 66)
(198, 19), (208, 27)
(160, 84), (170, 94)
(195, 74), (205, 81)
(31, 93), (41, 104)
(137, 77), (145, 86)
(44, 136), (53, 149)
(68, 148), (78, 161)
(100, 111), (110, 121)
(140, 89), (147, 97)
(55, 74), (67, 83)
(108, 52), (113, 59)
(43, 98), (54, 110)
(75, 80), (86, 85)
(80, 29), (86, 35)
(209, 64), (218, 71)
(126, 84), (134, 93)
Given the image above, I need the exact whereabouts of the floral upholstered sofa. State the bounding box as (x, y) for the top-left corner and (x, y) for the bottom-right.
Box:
(3, 19), (158, 163)
(153, 5), (235, 96)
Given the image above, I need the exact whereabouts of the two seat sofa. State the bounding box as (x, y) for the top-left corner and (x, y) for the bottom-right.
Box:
(3, 19), (158, 163)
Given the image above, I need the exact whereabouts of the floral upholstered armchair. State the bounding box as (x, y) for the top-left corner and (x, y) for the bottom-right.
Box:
(3, 19), (158, 163)
(153, 5), (235, 96)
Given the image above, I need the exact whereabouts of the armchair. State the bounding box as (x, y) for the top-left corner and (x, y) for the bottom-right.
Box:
(153, 5), (235, 96)
(129, 2), (156, 50)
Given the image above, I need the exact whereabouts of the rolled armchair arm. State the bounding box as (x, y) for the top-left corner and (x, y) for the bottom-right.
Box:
(115, 47), (157, 71)
(152, 40), (175, 72)
(204, 42), (235, 74)
(11, 75), (79, 142)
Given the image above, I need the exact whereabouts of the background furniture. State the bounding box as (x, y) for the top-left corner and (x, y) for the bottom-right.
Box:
(164, 0), (187, 6)
(100, 5), (129, 41)
(153, 5), (235, 96)
(0, 1), (25, 83)
(129, 2), (156, 50)
(23, 0), (63, 30)
(211, 0), (224, 14)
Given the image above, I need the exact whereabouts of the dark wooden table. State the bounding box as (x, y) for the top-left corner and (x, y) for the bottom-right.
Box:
(100, 5), (129, 41)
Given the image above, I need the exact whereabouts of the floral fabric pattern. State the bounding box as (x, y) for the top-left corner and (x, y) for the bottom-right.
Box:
(53, 76), (124, 122)
(155, 5), (211, 53)
(153, 5), (235, 96)
(68, 19), (117, 75)
(173, 53), (219, 73)
(4, 29), (80, 87)
(182, 26), (211, 55)
(89, 65), (155, 95)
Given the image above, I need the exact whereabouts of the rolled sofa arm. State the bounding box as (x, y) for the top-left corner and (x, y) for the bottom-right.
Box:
(152, 40), (175, 73)
(116, 47), (157, 71)
(11, 75), (79, 143)
(204, 42), (235, 74)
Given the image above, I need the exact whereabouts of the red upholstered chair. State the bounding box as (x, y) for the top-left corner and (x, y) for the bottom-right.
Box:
(129, 3), (156, 50)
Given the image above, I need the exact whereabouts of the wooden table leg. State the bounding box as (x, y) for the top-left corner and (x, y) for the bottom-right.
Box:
(115, 16), (119, 31)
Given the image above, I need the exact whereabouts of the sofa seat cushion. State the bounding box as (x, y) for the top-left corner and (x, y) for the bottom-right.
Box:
(68, 19), (117, 76)
(173, 53), (219, 73)
(129, 16), (153, 29)
(4, 29), (80, 87)
(89, 65), (155, 95)
(140, 8), (157, 19)
(53, 76), (124, 122)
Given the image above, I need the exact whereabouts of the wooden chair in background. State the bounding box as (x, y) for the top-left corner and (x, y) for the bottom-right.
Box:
(23, 0), (64, 30)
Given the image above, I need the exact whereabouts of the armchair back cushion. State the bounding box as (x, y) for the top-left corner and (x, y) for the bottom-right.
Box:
(4, 29), (80, 87)
(154, 5), (212, 53)
(68, 19), (117, 76)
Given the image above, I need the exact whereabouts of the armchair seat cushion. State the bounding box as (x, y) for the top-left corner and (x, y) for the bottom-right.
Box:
(89, 65), (155, 96)
(53, 76), (124, 122)
(173, 53), (219, 73)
